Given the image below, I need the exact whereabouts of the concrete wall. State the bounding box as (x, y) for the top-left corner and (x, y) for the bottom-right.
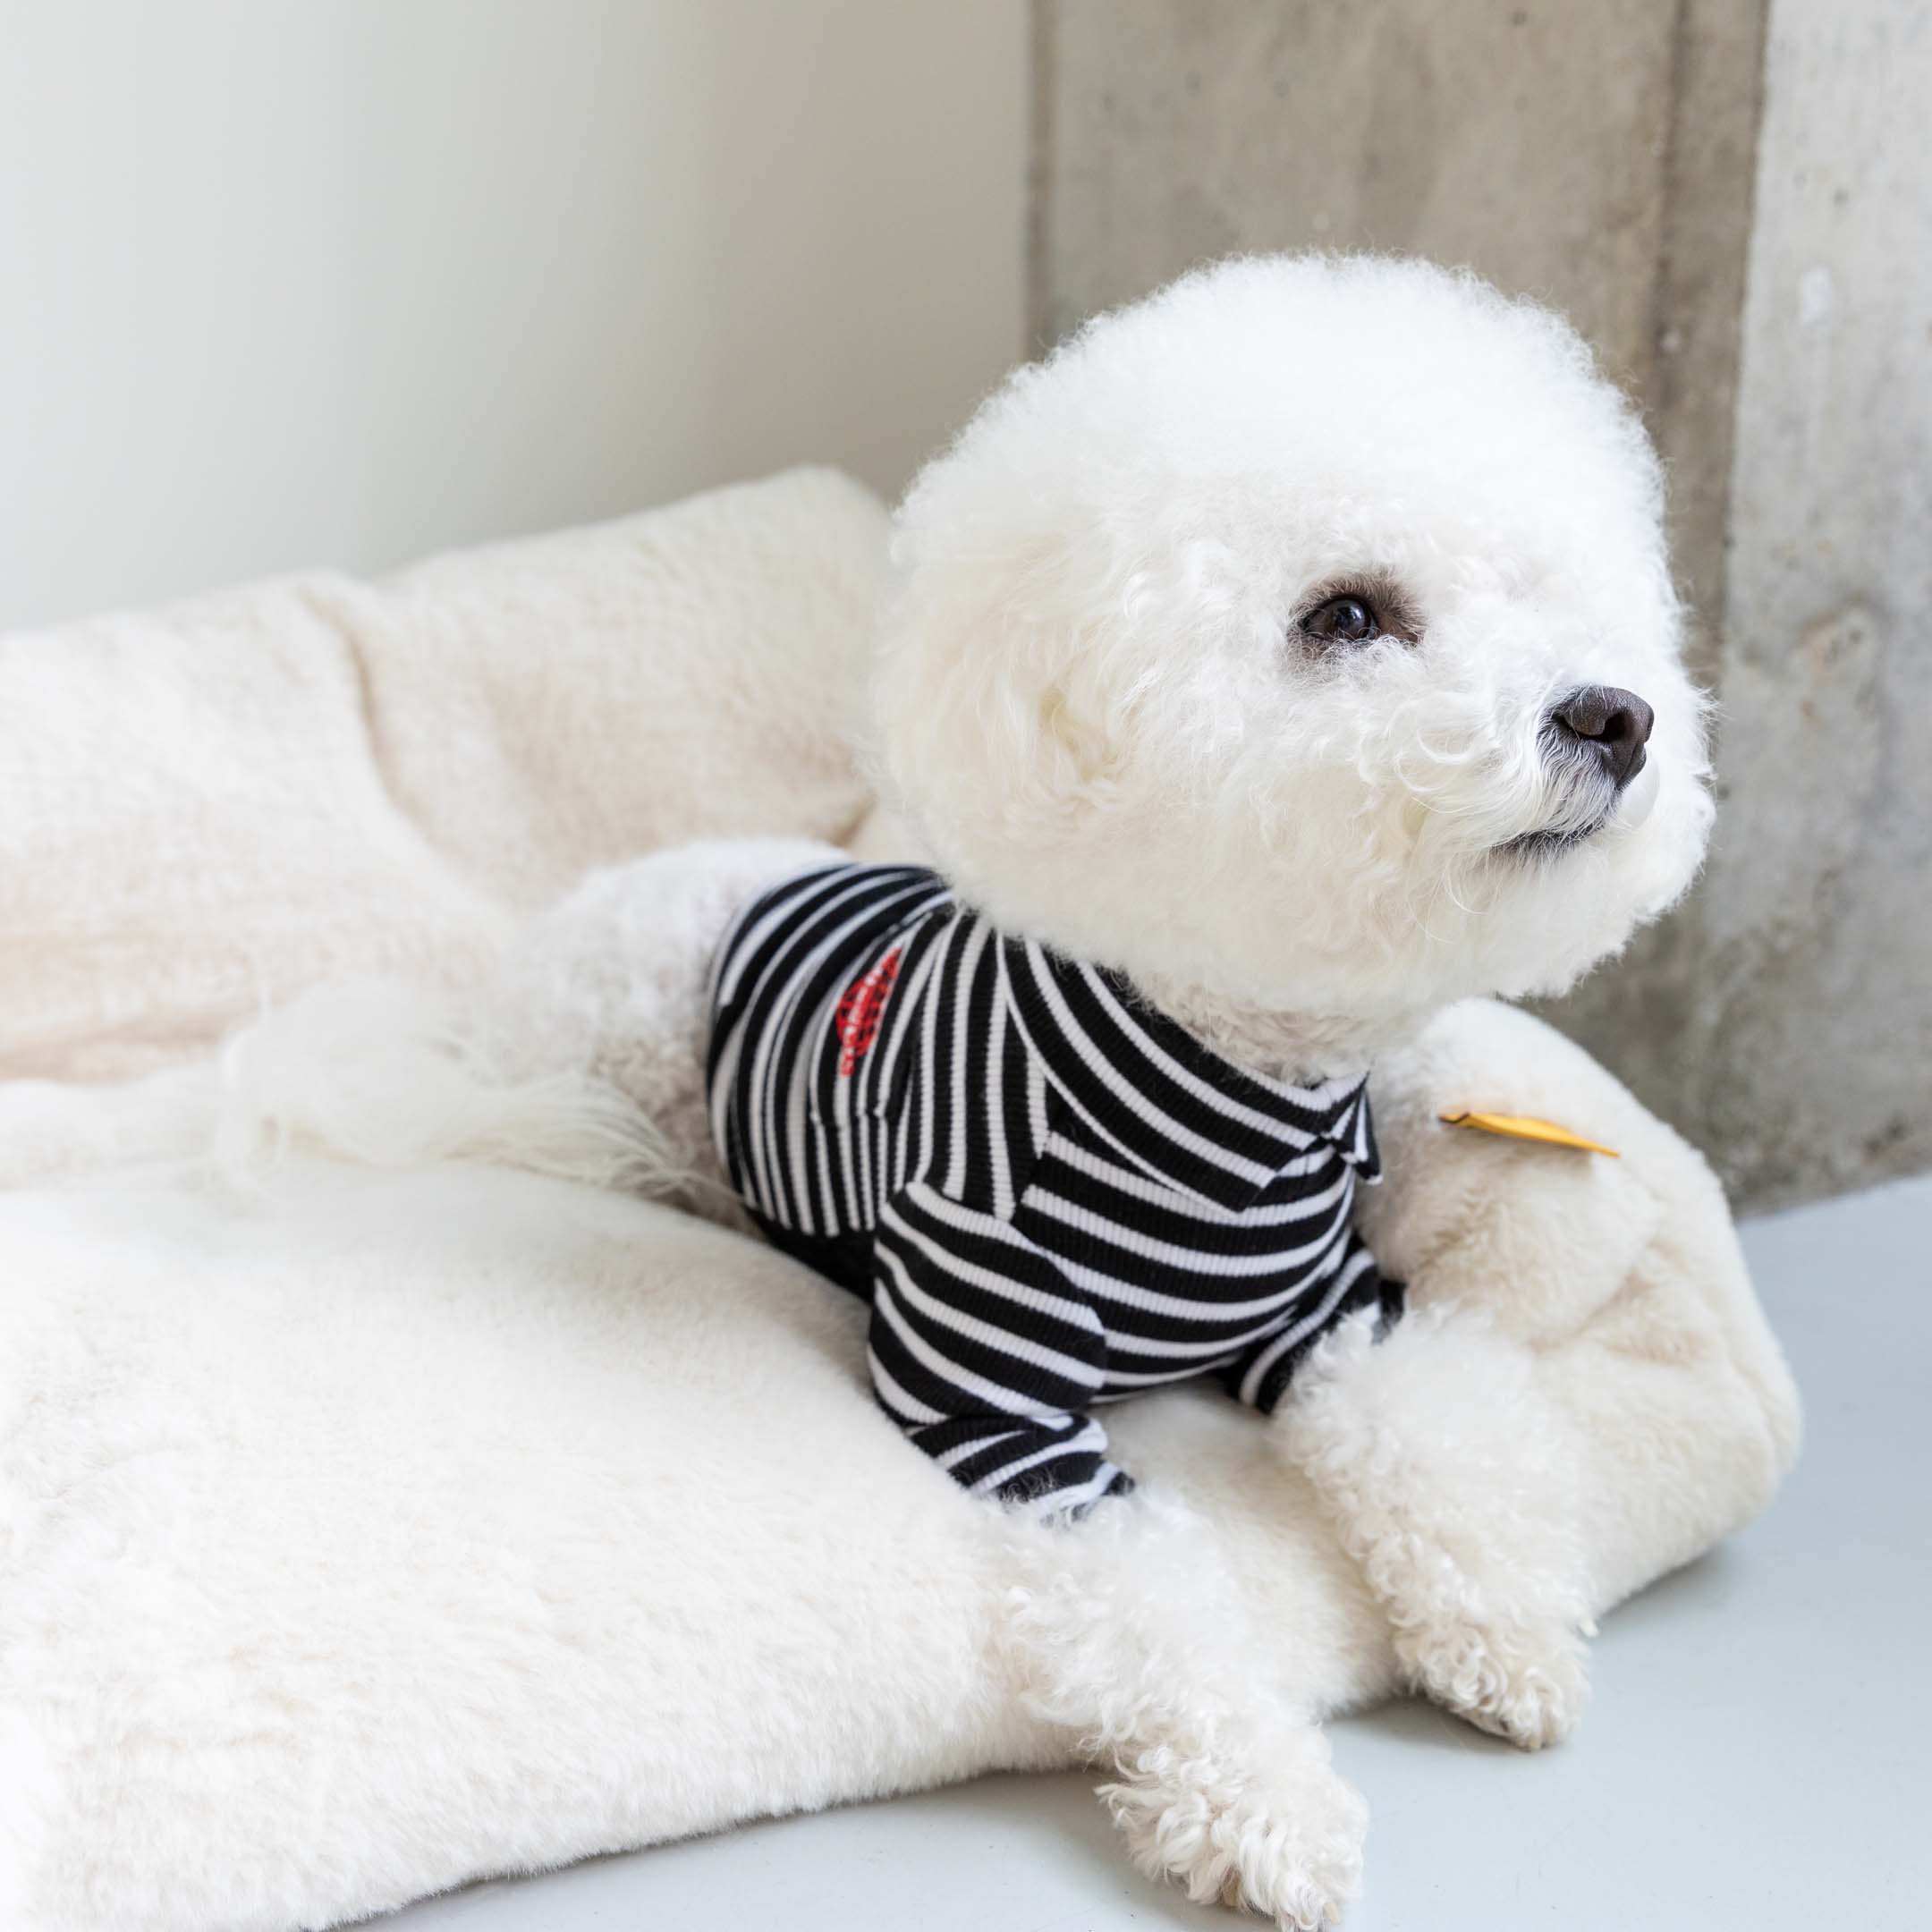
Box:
(0, 0), (1029, 630)
(1692, 0), (1932, 1206)
(1033, 0), (1930, 1209)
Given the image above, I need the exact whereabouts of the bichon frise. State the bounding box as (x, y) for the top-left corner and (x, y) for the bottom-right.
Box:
(496, 253), (1713, 1924)
(517, 253), (1710, 1481)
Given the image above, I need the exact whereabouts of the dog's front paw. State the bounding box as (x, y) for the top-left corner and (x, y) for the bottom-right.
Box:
(1397, 1613), (1589, 1750)
(1100, 1733), (1368, 1928)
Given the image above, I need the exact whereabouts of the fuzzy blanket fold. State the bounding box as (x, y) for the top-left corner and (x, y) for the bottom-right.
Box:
(0, 467), (886, 1084)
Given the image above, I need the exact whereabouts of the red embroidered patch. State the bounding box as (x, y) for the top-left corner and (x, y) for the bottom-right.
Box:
(835, 947), (902, 1075)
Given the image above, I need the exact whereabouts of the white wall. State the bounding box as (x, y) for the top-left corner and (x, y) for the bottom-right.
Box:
(0, 0), (1028, 629)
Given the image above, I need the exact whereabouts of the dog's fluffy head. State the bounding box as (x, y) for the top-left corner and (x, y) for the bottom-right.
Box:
(873, 255), (1713, 1026)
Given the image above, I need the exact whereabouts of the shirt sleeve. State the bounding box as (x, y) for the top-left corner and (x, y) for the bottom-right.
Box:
(1216, 1231), (1403, 1416)
(864, 1180), (1131, 1518)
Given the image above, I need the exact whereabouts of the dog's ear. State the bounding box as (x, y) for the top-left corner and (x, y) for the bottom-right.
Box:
(873, 568), (1127, 852)
(979, 622), (1138, 828)
(1034, 672), (1123, 802)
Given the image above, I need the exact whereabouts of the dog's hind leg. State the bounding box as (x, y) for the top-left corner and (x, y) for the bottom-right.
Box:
(492, 837), (844, 1218)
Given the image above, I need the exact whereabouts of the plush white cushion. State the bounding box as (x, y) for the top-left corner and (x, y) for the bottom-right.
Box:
(0, 1164), (1055, 1932)
(0, 996), (1799, 1932)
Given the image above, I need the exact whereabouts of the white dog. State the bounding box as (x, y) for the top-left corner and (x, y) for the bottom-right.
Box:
(454, 254), (1713, 1924)
(505, 253), (1709, 1374)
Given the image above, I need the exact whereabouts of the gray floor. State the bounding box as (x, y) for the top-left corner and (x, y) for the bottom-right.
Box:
(384, 1173), (1930, 1931)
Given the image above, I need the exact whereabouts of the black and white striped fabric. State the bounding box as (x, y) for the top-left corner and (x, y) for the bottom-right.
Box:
(707, 862), (1399, 1516)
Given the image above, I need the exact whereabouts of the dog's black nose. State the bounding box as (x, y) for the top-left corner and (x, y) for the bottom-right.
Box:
(1548, 684), (1655, 792)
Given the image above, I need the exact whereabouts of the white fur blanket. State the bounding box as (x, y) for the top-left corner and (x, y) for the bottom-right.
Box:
(0, 473), (1801, 1931)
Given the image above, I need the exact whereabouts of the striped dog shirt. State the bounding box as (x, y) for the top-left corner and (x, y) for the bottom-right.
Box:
(707, 862), (1400, 1516)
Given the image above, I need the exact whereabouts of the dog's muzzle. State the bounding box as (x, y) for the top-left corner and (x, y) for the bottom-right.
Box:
(1501, 685), (1660, 858)
(1546, 684), (1654, 792)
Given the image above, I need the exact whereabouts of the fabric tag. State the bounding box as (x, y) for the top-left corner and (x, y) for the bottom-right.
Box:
(1438, 1109), (1619, 1157)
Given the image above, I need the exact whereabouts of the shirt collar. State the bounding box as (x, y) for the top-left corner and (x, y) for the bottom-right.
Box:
(1000, 935), (1379, 1212)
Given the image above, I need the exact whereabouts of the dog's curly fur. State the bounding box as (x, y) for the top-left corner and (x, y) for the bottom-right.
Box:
(875, 253), (1712, 1069)
(210, 256), (1720, 1927)
(857, 258), (1712, 1920)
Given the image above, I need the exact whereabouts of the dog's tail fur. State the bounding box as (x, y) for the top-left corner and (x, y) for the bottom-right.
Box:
(71, 838), (851, 1201)
(208, 979), (683, 1196)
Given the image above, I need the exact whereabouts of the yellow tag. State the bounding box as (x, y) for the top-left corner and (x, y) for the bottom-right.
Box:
(1438, 1110), (1619, 1157)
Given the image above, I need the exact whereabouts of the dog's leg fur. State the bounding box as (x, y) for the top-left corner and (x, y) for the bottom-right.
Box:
(1001, 1491), (1368, 1928)
(1272, 1306), (1591, 1750)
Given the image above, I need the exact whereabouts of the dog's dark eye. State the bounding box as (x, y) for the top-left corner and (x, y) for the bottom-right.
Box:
(1300, 595), (1380, 644)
